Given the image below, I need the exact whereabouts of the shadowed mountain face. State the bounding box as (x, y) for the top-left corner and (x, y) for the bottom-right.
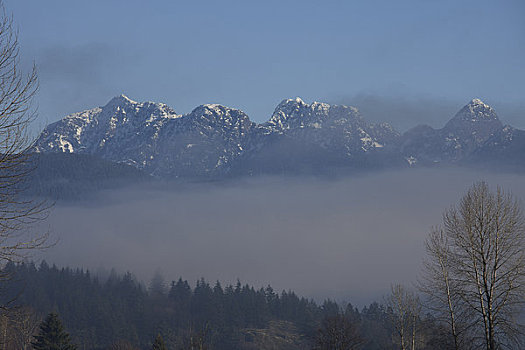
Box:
(27, 153), (152, 200)
(33, 96), (525, 179)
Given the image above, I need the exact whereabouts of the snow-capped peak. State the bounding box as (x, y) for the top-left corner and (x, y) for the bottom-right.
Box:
(104, 94), (138, 109)
(199, 104), (230, 113)
(191, 103), (246, 117)
(275, 97), (307, 108)
(469, 98), (489, 108)
(202, 103), (223, 109)
(112, 94), (136, 103)
(439, 98), (503, 152)
(458, 98), (498, 121)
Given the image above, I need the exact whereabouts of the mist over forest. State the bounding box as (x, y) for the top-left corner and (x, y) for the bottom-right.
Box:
(37, 168), (525, 306)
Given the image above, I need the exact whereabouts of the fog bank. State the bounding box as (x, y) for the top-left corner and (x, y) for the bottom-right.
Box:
(39, 168), (525, 305)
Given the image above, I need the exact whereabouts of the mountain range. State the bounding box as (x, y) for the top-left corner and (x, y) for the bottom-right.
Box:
(33, 96), (525, 182)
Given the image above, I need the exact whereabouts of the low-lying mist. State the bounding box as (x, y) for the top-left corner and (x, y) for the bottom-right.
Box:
(38, 168), (525, 305)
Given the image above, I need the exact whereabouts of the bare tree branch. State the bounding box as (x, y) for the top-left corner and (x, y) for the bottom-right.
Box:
(0, 0), (52, 292)
(420, 182), (525, 350)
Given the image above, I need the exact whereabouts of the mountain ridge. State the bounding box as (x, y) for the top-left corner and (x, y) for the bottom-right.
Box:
(34, 96), (525, 179)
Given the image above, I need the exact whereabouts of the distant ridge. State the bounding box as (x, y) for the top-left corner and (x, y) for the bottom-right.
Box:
(33, 96), (525, 179)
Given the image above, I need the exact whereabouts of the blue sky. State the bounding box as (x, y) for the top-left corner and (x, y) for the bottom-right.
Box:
(7, 0), (525, 131)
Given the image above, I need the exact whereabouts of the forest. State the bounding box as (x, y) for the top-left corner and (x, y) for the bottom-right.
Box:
(0, 260), (449, 350)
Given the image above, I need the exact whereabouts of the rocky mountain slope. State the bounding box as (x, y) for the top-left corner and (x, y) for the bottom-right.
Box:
(33, 96), (525, 179)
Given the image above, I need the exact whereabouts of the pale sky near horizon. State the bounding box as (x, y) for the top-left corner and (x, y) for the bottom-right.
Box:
(6, 0), (525, 131)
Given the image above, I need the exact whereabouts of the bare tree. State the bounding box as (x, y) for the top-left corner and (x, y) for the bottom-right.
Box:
(313, 313), (364, 350)
(0, 306), (41, 350)
(386, 284), (421, 350)
(0, 2), (49, 277)
(419, 227), (474, 350)
(421, 228), (459, 347)
(420, 182), (525, 350)
(180, 323), (212, 350)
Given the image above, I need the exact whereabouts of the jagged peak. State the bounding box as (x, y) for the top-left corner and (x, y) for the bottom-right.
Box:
(275, 98), (361, 114)
(453, 98), (499, 122)
(104, 95), (180, 115)
(102, 94), (138, 109)
(104, 94), (138, 109)
(443, 98), (502, 135)
(191, 103), (246, 115)
(276, 97), (307, 108)
(310, 100), (331, 110)
(200, 103), (230, 111)
(187, 104), (252, 126)
(283, 97), (305, 104)
(469, 98), (489, 108)
(273, 97), (335, 116)
(202, 103), (223, 108)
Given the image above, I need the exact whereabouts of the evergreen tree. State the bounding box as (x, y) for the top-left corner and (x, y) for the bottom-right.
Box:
(149, 270), (167, 296)
(151, 333), (167, 350)
(32, 313), (77, 350)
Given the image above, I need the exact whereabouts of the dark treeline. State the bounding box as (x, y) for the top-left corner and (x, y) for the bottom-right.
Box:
(28, 153), (152, 200)
(1, 261), (448, 350)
